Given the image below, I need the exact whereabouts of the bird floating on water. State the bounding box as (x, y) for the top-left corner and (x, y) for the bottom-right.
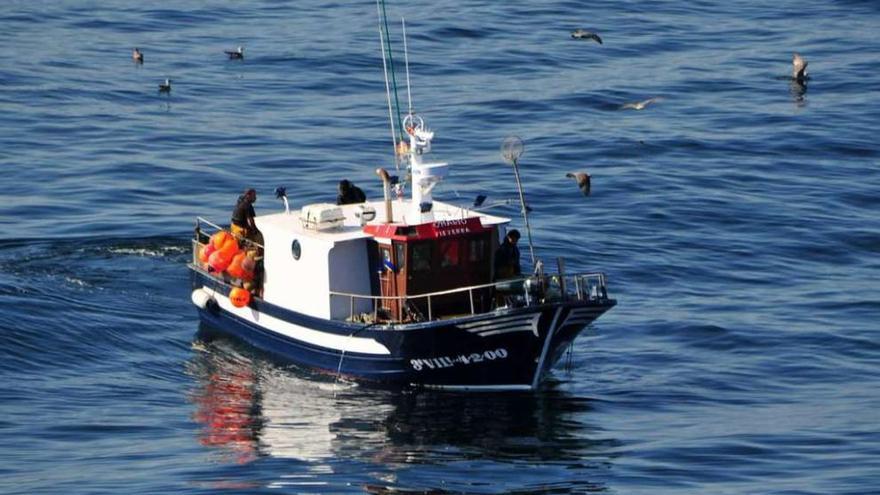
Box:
(571, 29), (603, 44)
(158, 78), (171, 93)
(225, 46), (244, 59)
(132, 48), (143, 63)
(621, 96), (663, 110)
(566, 172), (592, 197)
(792, 52), (808, 82)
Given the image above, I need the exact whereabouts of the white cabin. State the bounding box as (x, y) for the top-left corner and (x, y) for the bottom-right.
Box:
(255, 199), (509, 320)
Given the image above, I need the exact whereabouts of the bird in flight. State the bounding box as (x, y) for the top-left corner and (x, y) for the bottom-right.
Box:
(225, 46), (245, 59)
(792, 53), (808, 82)
(621, 97), (663, 110)
(566, 172), (592, 197)
(571, 29), (603, 44)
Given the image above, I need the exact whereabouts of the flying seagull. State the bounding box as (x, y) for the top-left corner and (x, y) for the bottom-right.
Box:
(158, 78), (171, 93)
(571, 29), (603, 44)
(225, 46), (244, 59)
(792, 53), (808, 82)
(132, 48), (143, 63)
(621, 96), (663, 110)
(566, 172), (591, 196)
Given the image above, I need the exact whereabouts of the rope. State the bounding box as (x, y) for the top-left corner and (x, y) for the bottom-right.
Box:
(333, 321), (381, 396)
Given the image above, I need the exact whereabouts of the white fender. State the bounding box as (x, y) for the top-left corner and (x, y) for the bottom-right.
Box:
(191, 288), (215, 309)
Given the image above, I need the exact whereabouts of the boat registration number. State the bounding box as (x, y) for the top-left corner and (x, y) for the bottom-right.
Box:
(410, 348), (508, 371)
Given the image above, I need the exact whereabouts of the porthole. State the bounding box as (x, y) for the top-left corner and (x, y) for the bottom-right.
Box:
(291, 239), (302, 260)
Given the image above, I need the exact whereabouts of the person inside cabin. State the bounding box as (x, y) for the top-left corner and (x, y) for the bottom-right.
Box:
(231, 188), (259, 243)
(337, 179), (366, 205)
(494, 229), (522, 279)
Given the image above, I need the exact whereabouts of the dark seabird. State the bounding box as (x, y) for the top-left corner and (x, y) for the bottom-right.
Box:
(621, 96), (663, 110)
(571, 29), (603, 44)
(792, 52), (808, 82)
(132, 48), (143, 63)
(158, 78), (171, 93)
(566, 172), (591, 196)
(225, 46), (244, 59)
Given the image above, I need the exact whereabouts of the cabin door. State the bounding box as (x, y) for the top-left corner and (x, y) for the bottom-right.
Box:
(378, 243), (408, 321)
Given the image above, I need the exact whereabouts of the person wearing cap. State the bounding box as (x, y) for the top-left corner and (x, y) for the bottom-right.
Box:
(494, 229), (522, 279)
(231, 188), (258, 242)
(336, 179), (366, 205)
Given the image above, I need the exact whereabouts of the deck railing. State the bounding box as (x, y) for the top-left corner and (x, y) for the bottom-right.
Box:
(192, 217), (611, 324)
(194, 216), (264, 253)
(329, 271), (610, 323)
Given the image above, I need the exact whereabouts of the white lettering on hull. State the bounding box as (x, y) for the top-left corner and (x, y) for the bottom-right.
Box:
(410, 348), (509, 371)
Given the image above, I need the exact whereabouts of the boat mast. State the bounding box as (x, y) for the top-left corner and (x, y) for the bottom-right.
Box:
(376, 0), (405, 149)
(376, 1), (398, 166)
(402, 18), (413, 116)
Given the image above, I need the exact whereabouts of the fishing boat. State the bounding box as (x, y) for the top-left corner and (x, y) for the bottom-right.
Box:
(188, 11), (616, 391)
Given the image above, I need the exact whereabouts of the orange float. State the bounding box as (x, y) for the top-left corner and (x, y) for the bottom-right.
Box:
(211, 231), (233, 250)
(241, 251), (256, 273)
(208, 250), (233, 272)
(229, 287), (251, 308)
(226, 252), (253, 281)
(199, 242), (216, 263)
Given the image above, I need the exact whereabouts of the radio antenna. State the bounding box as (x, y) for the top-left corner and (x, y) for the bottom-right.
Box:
(402, 18), (413, 115)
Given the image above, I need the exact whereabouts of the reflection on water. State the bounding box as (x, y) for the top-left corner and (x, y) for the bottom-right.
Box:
(186, 333), (618, 492)
(789, 79), (808, 106)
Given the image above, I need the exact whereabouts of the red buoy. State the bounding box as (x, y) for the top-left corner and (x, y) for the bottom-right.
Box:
(229, 287), (251, 308)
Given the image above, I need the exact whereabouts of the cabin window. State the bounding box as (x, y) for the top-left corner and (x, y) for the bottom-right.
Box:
(394, 242), (406, 272)
(439, 240), (460, 268)
(468, 238), (486, 262)
(411, 243), (432, 272)
(291, 239), (302, 260)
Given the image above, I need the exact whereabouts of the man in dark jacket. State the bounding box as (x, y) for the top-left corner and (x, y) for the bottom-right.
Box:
(231, 188), (258, 241)
(337, 179), (366, 205)
(494, 229), (521, 279)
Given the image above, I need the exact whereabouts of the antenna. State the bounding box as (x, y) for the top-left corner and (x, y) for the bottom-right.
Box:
(501, 136), (537, 266)
(402, 18), (413, 115)
(376, 1), (398, 165)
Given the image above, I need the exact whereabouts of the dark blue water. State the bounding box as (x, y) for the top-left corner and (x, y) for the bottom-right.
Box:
(2, 0), (879, 493)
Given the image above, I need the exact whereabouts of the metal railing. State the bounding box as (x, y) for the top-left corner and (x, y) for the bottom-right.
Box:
(192, 218), (611, 325)
(194, 217), (264, 249)
(329, 271), (611, 324)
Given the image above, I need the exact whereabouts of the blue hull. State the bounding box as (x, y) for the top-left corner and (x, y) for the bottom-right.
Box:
(191, 270), (615, 390)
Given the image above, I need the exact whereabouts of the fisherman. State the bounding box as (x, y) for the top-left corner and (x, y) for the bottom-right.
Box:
(494, 229), (522, 279)
(231, 188), (259, 243)
(337, 179), (366, 205)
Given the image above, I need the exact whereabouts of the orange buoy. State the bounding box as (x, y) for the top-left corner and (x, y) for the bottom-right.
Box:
(208, 250), (233, 272)
(199, 242), (216, 263)
(241, 251), (256, 273)
(229, 287), (251, 308)
(211, 231), (233, 250)
(226, 252), (253, 281)
(219, 238), (239, 260)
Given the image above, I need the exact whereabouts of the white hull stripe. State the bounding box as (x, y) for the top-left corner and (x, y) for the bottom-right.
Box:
(532, 307), (564, 389)
(459, 313), (540, 337)
(201, 288), (391, 355)
(560, 308), (600, 328)
(457, 313), (535, 329)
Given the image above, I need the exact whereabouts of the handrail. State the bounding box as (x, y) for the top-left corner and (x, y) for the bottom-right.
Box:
(329, 277), (527, 301)
(328, 272), (607, 301)
(196, 216), (264, 250)
(329, 271), (611, 323)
